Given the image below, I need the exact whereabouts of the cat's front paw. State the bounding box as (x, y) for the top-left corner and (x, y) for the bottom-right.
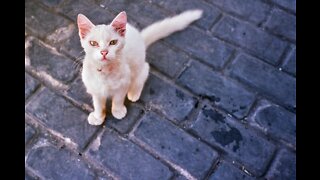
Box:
(88, 112), (105, 125)
(127, 92), (141, 102)
(112, 106), (127, 119)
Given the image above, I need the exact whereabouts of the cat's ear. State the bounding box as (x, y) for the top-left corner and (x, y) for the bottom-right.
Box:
(110, 11), (127, 37)
(77, 14), (95, 39)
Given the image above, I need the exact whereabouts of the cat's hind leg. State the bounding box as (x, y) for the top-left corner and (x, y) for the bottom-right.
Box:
(128, 62), (149, 102)
(88, 95), (106, 125)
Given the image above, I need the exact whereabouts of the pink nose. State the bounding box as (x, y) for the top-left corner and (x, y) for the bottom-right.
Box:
(100, 50), (108, 56)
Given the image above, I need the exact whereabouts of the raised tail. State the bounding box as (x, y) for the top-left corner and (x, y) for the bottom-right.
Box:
(141, 9), (203, 48)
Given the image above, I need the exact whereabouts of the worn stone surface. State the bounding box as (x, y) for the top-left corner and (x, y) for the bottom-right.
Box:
(166, 27), (234, 69)
(265, 149), (296, 180)
(87, 128), (173, 180)
(147, 42), (189, 78)
(25, 124), (36, 144)
(190, 105), (276, 176)
(26, 39), (78, 84)
(227, 54), (296, 109)
(209, 162), (255, 180)
(270, 0), (296, 12)
(25, 73), (40, 100)
(150, 0), (221, 30)
(178, 61), (255, 118)
(282, 46), (296, 76)
(25, 1), (71, 38)
(265, 9), (296, 41)
(213, 16), (288, 65)
(140, 74), (196, 122)
(251, 100), (296, 146)
(207, 0), (271, 24)
(26, 88), (98, 149)
(26, 139), (96, 180)
(134, 112), (218, 178)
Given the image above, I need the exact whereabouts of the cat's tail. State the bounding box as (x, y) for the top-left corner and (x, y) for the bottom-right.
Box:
(141, 9), (203, 48)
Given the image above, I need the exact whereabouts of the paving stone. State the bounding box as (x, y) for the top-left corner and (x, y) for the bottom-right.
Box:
(99, 0), (167, 29)
(150, 0), (221, 30)
(25, 124), (36, 144)
(189, 105), (275, 176)
(265, 149), (296, 180)
(147, 42), (189, 78)
(207, 0), (271, 24)
(134, 112), (218, 178)
(87, 128), (173, 180)
(38, 0), (64, 8)
(26, 140), (95, 180)
(213, 16), (287, 65)
(209, 162), (254, 180)
(166, 27), (233, 69)
(227, 54), (296, 109)
(26, 88), (98, 149)
(173, 174), (188, 180)
(25, 73), (40, 100)
(106, 104), (143, 134)
(251, 100), (296, 146)
(270, 0), (296, 12)
(178, 61), (255, 118)
(140, 74), (196, 122)
(27, 39), (78, 84)
(25, 1), (70, 38)
(58, 27), (84, 59)
(282, 46), (296, 76)
(67, 77), (92, 107)
(265, 9), (296, 41)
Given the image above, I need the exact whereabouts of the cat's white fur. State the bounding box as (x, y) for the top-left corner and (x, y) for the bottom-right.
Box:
(78, 10), (203, 125)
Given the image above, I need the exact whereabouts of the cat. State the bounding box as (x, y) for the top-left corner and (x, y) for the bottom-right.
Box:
(77, 9), (202, 125)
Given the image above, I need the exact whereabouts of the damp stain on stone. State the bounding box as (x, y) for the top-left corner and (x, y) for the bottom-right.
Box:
(203, 108), (225, 124)
(210, 127), (243, 152)
(240, 106), (246, 110)
(175, 89), (185, 100)
(149, 88), (155, 95)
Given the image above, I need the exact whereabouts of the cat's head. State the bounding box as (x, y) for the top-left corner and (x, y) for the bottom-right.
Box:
(77, 12), (127, 64)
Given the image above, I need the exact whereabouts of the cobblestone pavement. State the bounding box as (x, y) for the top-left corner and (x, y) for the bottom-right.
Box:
(25, 0), (296, 179)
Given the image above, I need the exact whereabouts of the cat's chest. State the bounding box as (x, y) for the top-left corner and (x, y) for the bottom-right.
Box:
(82, 64), (130, 96)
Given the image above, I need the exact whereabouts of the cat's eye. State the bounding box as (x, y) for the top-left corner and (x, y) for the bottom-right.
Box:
(89, 41), (99, 47)
(109, 40), (118, 45)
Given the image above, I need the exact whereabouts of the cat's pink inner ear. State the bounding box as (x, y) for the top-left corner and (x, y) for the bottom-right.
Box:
(111, 11), (127, 36)
(77, 14), (95, 39)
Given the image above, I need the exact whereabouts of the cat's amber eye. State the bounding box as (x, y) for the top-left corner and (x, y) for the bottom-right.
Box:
(109, 40), (118, 45)
(89, 41), (99, 47)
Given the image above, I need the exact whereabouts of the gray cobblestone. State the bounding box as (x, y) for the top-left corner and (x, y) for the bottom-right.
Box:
(178, 61), (255, 119)
(207, 0), (271, 24)
(134, 111), (218, 178)
(227, 54), (296, 109)
(25, 1), (70, 39)
(26, 38), (78, 84)
(166, 27), (234, 69)
(25, 73), (40, 100)
(209, 161), (254, 180)
(213, 16), (287, 65)
(26, 88), (98, 149)
(250, 100), (296, 146)
(265, 9), (296, 41)
(25, 123), (36, 144)
(150, 0), (221, 30)
(26, 138), (96, 180)
(67, 77), (92, 107)
(270, 0), (296, 12)
(141, 74), (196, 122)
(189, 105), (275, 176)
(87, 128), (173, 180)
(147, 42), (189, 78)
(265, 149), (296, 180)
(282, 46), (296, 76)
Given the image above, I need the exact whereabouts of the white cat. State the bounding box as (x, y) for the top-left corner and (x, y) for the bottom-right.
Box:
(77, 9), (202, 125)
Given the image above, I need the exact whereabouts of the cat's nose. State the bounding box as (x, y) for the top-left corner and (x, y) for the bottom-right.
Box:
(100, 50), (108, 56)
